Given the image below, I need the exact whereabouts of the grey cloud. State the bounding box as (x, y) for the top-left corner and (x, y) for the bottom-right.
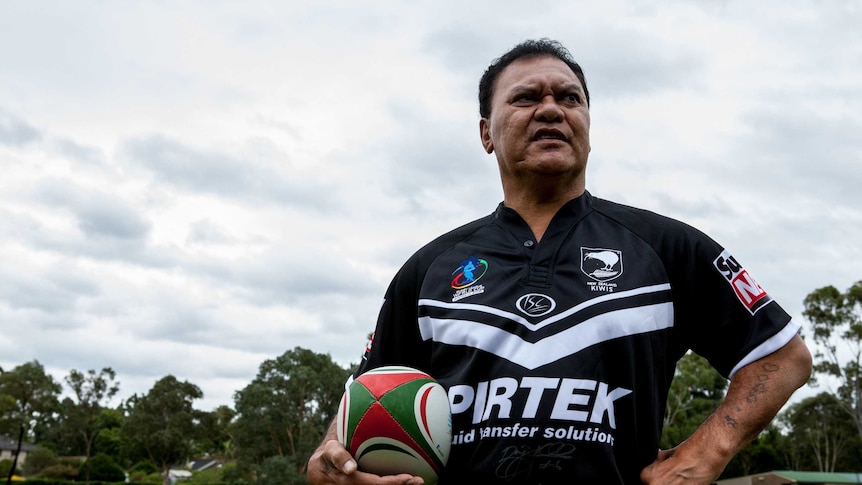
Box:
(51, 138), (107, 166)
(650, 191), (736, 223)
(0, 108), (41, 146)
(36, 179), (152, 240)
(577, 37), (705, 101)
(734, 106), (862, 204)
(423, 29), (503, 74)
(121, 135), (336, 209)
(187, 219), (235, 245)
(188, 245), (380, 310)
(380, 103), (499, 211)
(131, 299), (217, 343)
(78, 205), (151, 240)
(8, 185), (172, 267)
(424, 22), (705, 103)
(0, 264), (100, 316)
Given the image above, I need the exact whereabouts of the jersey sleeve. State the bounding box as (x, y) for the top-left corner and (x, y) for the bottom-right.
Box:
(352, 252), (433, 378)
(665, 224), (799, 378)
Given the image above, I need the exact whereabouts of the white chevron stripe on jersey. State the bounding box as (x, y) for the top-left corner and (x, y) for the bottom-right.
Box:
(417, 302), (674, 369)
(419, 283), (671, 332)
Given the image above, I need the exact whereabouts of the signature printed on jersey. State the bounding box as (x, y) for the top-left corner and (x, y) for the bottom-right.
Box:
(495, 442), (576, 481)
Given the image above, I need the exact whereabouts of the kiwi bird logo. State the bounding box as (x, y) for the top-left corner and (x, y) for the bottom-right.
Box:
(581, 248), (623, 282)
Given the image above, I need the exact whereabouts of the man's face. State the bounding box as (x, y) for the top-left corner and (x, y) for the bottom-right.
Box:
(480, 56), (591, 186)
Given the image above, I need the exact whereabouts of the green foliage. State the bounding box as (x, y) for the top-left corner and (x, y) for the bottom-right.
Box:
(231, 347), (351, 480)
(192, 405), (236, 459)
(79, 453), (126, 482)
(779, 392), (862, 471)
(219, 463), (244, 484)
(803, 281), (862, 441)
(0, 458), (21, 478)
(59, 456), (83, 469)
(36, 463), (79, 480)
(661, 351), (727, 449)
(121, 375), (203, 485)
(189, 466), (225, 484)
(64, 368), (121, 484)
(721, 425), (785, 478)
(25, 480), (126, 485)
(129, 460), (158, 476)
(94, 426), (124, 463)
(259, 455), (305, 485)
(134, 472), (163, 483)
(0, 360), (62, 441)
(22, 446), (59, 476)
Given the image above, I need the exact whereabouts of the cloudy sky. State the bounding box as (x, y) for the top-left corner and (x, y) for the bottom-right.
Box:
(1, 1), (860, 412)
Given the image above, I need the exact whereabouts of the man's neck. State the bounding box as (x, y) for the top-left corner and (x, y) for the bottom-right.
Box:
(502, 186), (585, 242)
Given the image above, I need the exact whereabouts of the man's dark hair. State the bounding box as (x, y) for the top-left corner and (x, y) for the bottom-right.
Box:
(478, 38), (590, 118)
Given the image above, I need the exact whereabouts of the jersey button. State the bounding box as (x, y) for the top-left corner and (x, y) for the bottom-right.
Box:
(524, 240), (534, 247)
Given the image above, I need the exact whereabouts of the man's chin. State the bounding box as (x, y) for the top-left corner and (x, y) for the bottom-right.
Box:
(520, 157), (585, 175)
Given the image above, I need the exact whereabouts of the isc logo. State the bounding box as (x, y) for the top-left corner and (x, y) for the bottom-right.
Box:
(713, 250), (772, 315)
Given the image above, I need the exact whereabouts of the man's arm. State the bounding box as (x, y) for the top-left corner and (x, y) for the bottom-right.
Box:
(307, 418), (425, 485)
(640, 334), (812, 485)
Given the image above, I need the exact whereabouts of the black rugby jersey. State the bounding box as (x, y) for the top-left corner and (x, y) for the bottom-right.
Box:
(355, 191), (799, 484)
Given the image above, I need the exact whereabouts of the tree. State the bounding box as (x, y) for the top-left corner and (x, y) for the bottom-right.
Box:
(93, 408), (126, 465)
(0, 461), (20, 481)
(232, 347), (350, 483)
(661, 351), (727, 449)
(79, 453), (125, 482)
(779, 392), (862, 472)
(0, 361), (62, 439)
(21, 446), (59, 477)
(803, 281), (862, 438)
(0, 361), (61, 485)
(721, 425), (786, 478)
(122, 376), (203, 485)
(192, 405), (236, 460)
(63, 367), (120, 485)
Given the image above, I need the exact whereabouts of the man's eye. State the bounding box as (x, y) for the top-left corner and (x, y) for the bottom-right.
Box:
(565, 93), (580, 103)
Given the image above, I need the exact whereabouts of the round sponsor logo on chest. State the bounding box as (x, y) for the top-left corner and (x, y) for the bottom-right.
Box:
(515, 293), (557, 317)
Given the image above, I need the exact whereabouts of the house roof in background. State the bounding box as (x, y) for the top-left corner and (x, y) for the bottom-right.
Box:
(0, 435), (38, 452)
(773, 470), (862, 484)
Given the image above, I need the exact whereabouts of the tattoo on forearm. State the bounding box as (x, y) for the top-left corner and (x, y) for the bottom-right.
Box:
(745, 362), (780, 403)
(723, 362), (781, 429)
(724, 415), (739, 428)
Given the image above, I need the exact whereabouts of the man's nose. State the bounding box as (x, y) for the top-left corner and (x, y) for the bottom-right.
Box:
(534, 96), (563, 122)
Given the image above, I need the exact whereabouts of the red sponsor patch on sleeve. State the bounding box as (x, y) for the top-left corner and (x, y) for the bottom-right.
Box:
(713, 250), (772, 315)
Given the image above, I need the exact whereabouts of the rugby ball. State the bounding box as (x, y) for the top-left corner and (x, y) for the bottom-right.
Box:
(336, 365), (451, 484)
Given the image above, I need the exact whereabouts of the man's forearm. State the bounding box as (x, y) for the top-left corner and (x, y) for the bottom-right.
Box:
(688, 336), (809, 466)
(704, 335), (811, 459)
(641, 335), (812, 484)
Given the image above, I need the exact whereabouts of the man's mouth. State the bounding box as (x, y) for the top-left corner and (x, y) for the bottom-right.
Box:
(532, 128), (567, 141)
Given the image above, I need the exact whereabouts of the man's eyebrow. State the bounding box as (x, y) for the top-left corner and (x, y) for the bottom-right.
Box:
(560, 83), (584, 93)
(508, 85), (537, 96)
(507, 83), (584, 96)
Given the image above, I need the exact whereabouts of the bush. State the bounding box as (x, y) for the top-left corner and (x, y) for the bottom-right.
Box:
(26, 480), (127, 485)
(79, 453), (125, 482)
(0, 459), (22, 478)
(139, 472), (163, 483)
(59, 457), (84, 469)
(189, 467), (217, 484)
(219, 464), (244, 484)
(257, 456), (303, 485)
(129, 461), (158, 476)
(36, 463), (79, 480)
(23, 446), (59, 477)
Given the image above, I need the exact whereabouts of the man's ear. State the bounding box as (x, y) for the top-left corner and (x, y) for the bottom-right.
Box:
(479, 118), (494, 154)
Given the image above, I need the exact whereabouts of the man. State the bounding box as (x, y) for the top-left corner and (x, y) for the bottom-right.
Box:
(307, 39), (812, 484)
